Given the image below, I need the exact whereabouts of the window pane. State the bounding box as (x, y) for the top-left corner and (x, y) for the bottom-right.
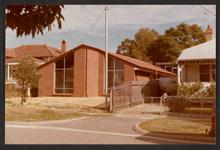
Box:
(108, 56), (114, 70)
(200, 74), (210, 82)
(9, 65), (16, 79)
(115, 59), (124, 70)
(212, 64), (216, 81)
(200, 64), (210, 82)
(108, 71), (114, 88)
(55, 70), (64, 88)
(56, 58), (64, 68)
(115, 71), (124, 86)
(65, 89), (73, 93)
(65, 70), (73, 89)
(55, 89), (64, 93)
(200, 64), (210, 73)
(65, 54), (74, 69)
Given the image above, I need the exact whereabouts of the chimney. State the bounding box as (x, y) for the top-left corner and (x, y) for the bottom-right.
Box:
(204, 25), (213, 41)
(61, 40), (67, 53)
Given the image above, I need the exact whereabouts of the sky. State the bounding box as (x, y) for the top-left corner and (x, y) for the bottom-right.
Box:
(6, 5), (216, 52)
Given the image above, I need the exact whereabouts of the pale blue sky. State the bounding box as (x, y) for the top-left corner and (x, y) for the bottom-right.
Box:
(6, 5), (216, 52)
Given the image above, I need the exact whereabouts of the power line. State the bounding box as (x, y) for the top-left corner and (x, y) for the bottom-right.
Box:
(77, 8), (105, 45)
(199, 5), (216, 16)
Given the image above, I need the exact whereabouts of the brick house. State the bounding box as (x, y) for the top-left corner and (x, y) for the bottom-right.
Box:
(38, 44), (176, 97)
(5, 41), (65, 84)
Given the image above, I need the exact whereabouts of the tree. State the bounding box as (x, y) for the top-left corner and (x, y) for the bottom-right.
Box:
(117, 28), (159, 61)
(165, 23), (207, 49)
(116, 38), (141, 58)
(6, 5), (64, 37)
(12, 56), (40, 105)
(147, 36), (182, 64)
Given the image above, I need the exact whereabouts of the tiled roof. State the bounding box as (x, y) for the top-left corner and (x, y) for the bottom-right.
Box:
(6, 57), (46, 64)
(38, 44), (176, 77)
(5, 48), (17, 58)
(6, 44), (63, 58)
(109, 52), (176, 76)
(177, 39), (216, 62)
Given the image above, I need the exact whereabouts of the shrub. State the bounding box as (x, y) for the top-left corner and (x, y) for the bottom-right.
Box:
(203, 82), (216, 97)
(177, 82), (204, 98)
(165, 96), (188, 112)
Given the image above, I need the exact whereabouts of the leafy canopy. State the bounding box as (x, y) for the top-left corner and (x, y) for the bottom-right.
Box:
(165, 23), (206, 49)
(117, 23), (207, 64)
(12, 56), (40, 105)
(147, 36), (182, 64)
(6, 5), (64, 38)
(117, 28), (159, 62)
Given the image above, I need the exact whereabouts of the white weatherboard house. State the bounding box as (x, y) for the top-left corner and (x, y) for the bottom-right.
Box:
(177, 39), (216, 86)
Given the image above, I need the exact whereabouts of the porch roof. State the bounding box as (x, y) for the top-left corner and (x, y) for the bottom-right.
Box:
(177, 39), (216, 62)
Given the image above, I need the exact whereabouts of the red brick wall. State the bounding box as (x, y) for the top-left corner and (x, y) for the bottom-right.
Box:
(74, 48), (87, 97)
(98, 52), (104, 96)
(38, 63), (54, 96)
(86, 48), (100, 96)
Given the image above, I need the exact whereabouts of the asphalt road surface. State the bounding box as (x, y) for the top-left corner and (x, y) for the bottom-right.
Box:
(6, 115), (172, 144)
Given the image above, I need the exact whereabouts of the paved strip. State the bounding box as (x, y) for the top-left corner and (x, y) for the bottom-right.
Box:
(6, 124), (214, 144)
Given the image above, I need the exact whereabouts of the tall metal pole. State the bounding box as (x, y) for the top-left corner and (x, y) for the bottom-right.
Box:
(104, 6), (109, 111)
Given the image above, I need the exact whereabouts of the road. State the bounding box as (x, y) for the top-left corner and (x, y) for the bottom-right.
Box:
(6, 104), (209, 144)
(6, 115), (173, 144)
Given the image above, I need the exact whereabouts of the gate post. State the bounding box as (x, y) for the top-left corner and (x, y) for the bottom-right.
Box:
(109, 88), (113, 112)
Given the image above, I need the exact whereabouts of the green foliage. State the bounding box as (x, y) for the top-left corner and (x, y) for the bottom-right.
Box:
(166, 96), (187, 112)
(177, 82), (204, 98)
(165, 23), (207, 49)
(147, 36), (182, 64)
(12, 56), (40, 105)
(177, 82), (216, 98)
(200, 82), (216, 98)
(117, 28), (159, 62)
(117, 23), (206, 64)
(6, 5), (64, 38)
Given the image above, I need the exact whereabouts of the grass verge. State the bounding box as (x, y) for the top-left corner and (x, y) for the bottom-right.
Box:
(6, 97), (106, 122)
(139, 117), (212, 137)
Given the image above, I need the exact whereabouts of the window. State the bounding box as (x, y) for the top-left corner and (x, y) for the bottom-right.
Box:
(211, 64), (216, 81)
(108, 57), (124, 88)
(200, 64), (210, 82)
(8, 65), (16, 79)
(55, 54), (74, 94)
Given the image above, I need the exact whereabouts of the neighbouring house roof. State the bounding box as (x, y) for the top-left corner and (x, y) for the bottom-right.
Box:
(6, 57), (45, 64)
(38, 44), (176, 77)
(5, 48), (17, 58)
(177, 39), (216, 62)
(6, 44), (63, 58)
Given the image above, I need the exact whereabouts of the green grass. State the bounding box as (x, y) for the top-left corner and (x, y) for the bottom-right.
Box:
(5, 97), (106, 122)
(185, 107), (213, 115)
(139, 117), (212, 137)
(6, 107), (86, 122)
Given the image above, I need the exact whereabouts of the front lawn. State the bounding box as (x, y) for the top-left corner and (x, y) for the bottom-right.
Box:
(139, 117), (212, 137)
(185, 107), (212, 115)
(6, 97), (106, 122)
